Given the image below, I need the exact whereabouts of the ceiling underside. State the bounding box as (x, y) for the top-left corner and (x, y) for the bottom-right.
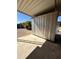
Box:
(17, 0), (61, 16)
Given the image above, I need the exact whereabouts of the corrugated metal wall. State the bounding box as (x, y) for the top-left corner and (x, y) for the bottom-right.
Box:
(17, 0), (55, 16)
(32, 12), (57, 41)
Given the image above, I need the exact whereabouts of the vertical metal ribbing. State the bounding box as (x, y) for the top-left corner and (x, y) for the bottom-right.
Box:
(33, 18), (34, 34)
(49, 13), (53, 40)
(37, 16), (40, 36)
(46, 14), (48, 39)
(46, 13), (49, 40)
(35, 17), (37, 35)
(50, 13), (57, 41)
(34, 18), (36, 35)
(32, 18), (34, 34)
(42, 15), (44, 37)
(41, 16), (44, 37)
(40, 16), (42, 37)
(38, 16), (40, 36)
(32, 12), (57, 41)
(45, 14), (47, 39)
(48, 13), (51, 40)
(45, 15), (48, 39)
(43, 15), (46, 38)
(37, 16), (39, 36)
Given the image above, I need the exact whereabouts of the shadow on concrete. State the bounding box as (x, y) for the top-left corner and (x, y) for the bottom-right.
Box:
(25, 40), (61, 59)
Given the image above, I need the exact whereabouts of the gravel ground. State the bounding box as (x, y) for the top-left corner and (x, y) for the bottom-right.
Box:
(17, 29), (32, 38)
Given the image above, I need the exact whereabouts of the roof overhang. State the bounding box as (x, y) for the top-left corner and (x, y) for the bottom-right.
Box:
(17, 0), (61, 16)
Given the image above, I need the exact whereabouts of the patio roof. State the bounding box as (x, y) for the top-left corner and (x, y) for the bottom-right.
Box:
(17, 0), (61, 16)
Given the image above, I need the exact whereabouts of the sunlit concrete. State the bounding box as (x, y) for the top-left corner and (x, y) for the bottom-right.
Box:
(17, 34), (46, 59)
(17, 40), (61, 59)
(17, 42), (39, 59)
(17, 34), (46, 45)
(17, 31), (60, 59)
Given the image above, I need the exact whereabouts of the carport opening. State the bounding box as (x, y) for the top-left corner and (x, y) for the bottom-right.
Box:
(17, 11), (32, 30)
(17, 11), (61, 43)
(54, 16), (61, 43)
(56, 16), (61, 33)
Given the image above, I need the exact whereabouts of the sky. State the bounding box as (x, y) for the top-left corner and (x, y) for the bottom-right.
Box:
(57, 16), (61, 22)
(17, 12), (61, 24)
(17, 12), (32, 24)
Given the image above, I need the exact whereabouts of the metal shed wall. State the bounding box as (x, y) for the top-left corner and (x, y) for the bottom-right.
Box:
(32, 12), (57, 41)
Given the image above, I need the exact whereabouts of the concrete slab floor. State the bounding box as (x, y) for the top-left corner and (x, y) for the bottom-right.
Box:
(17, 42), (42, 59)
(17, 30), (61, 59)
(25, 41), (61, 59)
(17, 41), (61, 59)
(17, 34), (46, 45)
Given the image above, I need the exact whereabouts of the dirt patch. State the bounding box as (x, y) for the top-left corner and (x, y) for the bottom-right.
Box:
(17, 29), (32, 38)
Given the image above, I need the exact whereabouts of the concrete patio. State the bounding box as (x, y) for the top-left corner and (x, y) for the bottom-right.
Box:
(17, 30), (61, 59)
(17, 34), (46, 45)
(17, 39), (61, 59)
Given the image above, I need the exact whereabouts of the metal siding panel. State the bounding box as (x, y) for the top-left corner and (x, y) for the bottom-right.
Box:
(32, 19), (34, 33)
(38, 16), (40, 36)
(44, 15), (47, 38)
(43, 15), (46, 38)
(32, 12), (57, 41)
(41, 15), (43, 37)
(34, 18), (36, 34)
(17, 0), (56, 16)
(43, 15), (45, 38)
(33, 18), (35, 34)
(48, 14), (51, 40)
(46, 14), (50, 39)
(35, 17), (37, 35)
(40, 16), (42, 37)
(49, 13), (52, 39)
(50, 13), (57, 41)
